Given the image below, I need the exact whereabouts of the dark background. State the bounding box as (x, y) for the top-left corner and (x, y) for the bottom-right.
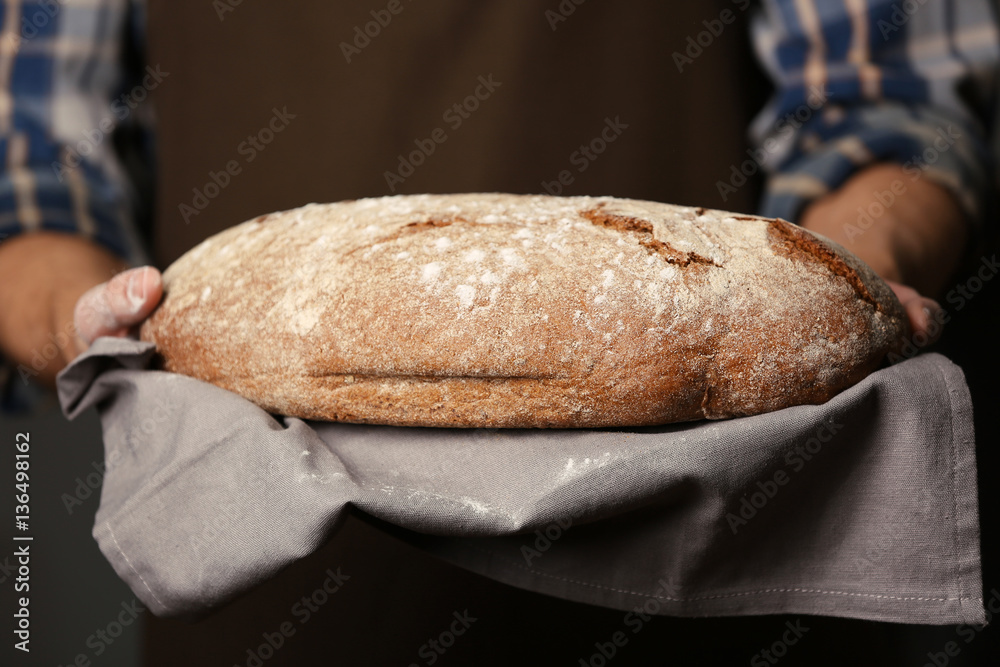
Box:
(145, 0), (766, 265)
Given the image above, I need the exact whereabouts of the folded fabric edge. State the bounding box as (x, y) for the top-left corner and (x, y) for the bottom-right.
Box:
(93, 519), (174, 617)
(936, 353), (987, 627)
(408, 539), (985, 626)
(391, 353), (987, 627)
(56, 337), (157, 419)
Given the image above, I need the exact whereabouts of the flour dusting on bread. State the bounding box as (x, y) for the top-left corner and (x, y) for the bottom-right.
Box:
(140, 194), (908, 427)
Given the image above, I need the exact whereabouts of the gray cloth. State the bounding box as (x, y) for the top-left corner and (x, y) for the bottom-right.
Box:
(57, 337), (985, 625)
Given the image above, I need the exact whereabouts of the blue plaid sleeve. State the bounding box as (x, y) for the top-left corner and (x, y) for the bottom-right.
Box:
(0, 0), (150, 413)
(0, 0), (148, 262)
(748, 0), (998, 228)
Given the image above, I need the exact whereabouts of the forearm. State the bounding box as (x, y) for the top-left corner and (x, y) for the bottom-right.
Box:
(751, 0), (994, 293)
(0, 232), (127, 386)
(798, 163), (968, 298)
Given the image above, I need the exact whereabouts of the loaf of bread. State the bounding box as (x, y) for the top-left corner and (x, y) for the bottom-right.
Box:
(139, 194), (908, 427)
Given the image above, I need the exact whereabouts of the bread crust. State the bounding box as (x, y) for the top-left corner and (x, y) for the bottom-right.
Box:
(139, 194), (909, 427)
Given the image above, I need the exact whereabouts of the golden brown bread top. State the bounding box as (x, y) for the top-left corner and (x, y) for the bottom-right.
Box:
(139, 193), (909, 427)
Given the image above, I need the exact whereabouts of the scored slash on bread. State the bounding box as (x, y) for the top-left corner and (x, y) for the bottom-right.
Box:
(139, 193), (909, 427)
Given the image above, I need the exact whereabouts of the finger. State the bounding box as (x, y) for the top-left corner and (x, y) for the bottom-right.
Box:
(886, 280), (920, 307)
(74, 266), (163, 347)
(884, 279), (944, 345)
(904, 296), (944, 345)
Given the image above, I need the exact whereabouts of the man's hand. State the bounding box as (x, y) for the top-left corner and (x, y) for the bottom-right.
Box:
(0, 232), (162, 387)
(74, 266), (162, 353)
(798, 162), (966, 343)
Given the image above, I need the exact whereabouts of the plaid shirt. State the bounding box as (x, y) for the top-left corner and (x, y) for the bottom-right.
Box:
(1, 0), (998, 412)
(0, 0), (149, 265)
(0, 0), (150, 411)
(750, 0), (999, 227)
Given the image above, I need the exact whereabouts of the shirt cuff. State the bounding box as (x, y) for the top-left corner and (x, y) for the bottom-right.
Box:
(0, 160), (147, 266)
(0, 157), (147, 414)
(756, 102), (992, 235)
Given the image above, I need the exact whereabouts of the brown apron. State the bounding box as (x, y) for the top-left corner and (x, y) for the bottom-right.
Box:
(147, 0), (764, 265)
(143, 1), (776, 664)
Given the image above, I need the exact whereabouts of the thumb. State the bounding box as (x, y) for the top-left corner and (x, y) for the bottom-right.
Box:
(74, 266), (163, 351)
